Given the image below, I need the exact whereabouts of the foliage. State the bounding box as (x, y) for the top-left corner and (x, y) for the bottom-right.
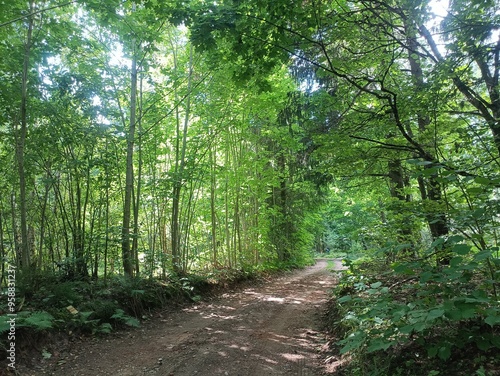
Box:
(0, 0), (324, 286)
(1, 0), (500, 372)
(330, 239), (500, 375)
(0, 311), (55, 334)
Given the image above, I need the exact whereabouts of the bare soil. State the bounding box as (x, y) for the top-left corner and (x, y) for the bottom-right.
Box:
(21, 259), (343, 376)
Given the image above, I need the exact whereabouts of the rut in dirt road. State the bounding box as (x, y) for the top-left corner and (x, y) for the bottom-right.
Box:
(29, 259), (343, 376)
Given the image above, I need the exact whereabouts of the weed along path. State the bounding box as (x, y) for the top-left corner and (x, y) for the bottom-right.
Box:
(27, 259), (343, 376)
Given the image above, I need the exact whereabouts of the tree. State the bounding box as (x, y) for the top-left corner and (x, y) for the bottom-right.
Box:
(183, 0), (498, 261)
(121, 13), (139, 278)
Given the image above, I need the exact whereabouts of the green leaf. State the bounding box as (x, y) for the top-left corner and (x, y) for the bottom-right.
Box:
(474, 176), (493, 185)
(447, 235), (465, 243)
(471, 208), (486, 218)
(454, 301), (477, 319)
(413, 321), (427, 332)
(438, 345), (451, 360)
(0, 315), (12, 333)
(393, 263), (415, 275)
(491, 336), (500, 349)
(98, 323), (113, 334)
(453, 244), (471, 255)
(366, 339), (392, 352)
(338, 295), (352, 303)
(430, 237), (445, 248)
(124, 316), (140, 327)
(79, 311), (94, 321)
(427, 346), (438, 357)
(42, 349), (52, 360)
(473, 250), (492, 261)
(444, 309), (462, 320)
(427, 308), (445, 321)
(339, 331), (365, 354)
(484, 315), (500, 327)
(450, 256), (463, 267)
(406, 159), (433, 165)
(467, 187), (484, 194)
(400, 325), (415, 334)
(420, 271), (434, 283)
(475, 337), (491, 351)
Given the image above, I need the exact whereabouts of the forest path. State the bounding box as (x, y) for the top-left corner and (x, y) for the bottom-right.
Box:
(29, 259), (343, 376)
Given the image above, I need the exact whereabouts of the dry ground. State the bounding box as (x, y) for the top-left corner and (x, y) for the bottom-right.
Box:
(21, 258), (344, 376)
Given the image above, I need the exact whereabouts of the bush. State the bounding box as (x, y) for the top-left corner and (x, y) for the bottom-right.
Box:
(328, 238), (500, 375)
(0, 311), (55, 334)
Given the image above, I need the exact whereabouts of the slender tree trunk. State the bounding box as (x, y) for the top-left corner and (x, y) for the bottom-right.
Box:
(104, 168), (110, 282)
(171, 45), (193, 273)
(10, 194), (20, 266)
(224, 132), (231, 268)
(92, 194), (103, 280)
(16, 0), (35, 270)
(210, 144), (218, 267)
(122, 41), (138, 277)
(171, 42), (182, 273)
(37, 180), (50, 270)
(132, 73), (144, 276)
(0, 206), (5, 286)
(87, 206), (97, 279)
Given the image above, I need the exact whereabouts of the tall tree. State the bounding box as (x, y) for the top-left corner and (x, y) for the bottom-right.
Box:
(16, 0), (35, 270)
(121, 23), (139, 278)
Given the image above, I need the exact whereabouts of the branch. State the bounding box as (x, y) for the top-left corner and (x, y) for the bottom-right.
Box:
(0, 1), (76, 28)
(494, 34), (500, 89)
(419, 24), (496, 122)
(417, 23), (443, 62)
(349, 135), (417, 152)
(141, 72), (213, 136)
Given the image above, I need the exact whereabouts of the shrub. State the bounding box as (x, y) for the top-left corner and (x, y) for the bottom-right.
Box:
(329, 238), (500, 375)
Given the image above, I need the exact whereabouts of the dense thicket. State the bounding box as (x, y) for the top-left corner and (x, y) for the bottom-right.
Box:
(180, 0), (500, 373)
(0, 1), (326, 284)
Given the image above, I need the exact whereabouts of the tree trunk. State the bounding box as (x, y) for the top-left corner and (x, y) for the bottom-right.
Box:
(406, 19), (450, 263)
(37, 179), (50, 270)
(210, 144), (218, 267)
(0, 206), (5, 286)
(132, 73), (143, 276)
(122, 41), (138, 278)
(16, 0), (35, 270)
(10, 194), (21, 266)
(387, 159), (414, 249)
(171, 45), (193, 273)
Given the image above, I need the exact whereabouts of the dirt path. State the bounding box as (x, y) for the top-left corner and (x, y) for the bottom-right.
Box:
(26, 259), (343, 376)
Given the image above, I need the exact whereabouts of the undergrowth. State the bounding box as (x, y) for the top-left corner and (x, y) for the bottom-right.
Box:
(0, 266), (268, 366)
(326, 238), (500, 376)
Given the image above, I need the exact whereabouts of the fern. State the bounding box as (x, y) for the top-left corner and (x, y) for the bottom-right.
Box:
(22, 311), (55, 331)
(97, 323), (113, 334)
(111, 309), (140, 327)
(0, 315), (12, 333)
(0, 311), (54, 333)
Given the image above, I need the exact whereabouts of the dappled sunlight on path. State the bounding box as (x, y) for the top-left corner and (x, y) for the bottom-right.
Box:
(26, 259), (343, 376)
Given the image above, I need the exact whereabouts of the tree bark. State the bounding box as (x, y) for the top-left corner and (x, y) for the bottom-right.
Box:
(210, 144), (218, 267)
(171, 45), (193, 273)
(132, 72), (144, 276)
(16, 0), (35, 270)
(122, 41), (138, 277)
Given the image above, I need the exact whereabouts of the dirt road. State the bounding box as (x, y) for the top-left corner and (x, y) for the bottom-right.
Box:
(26, 259), (342, 376)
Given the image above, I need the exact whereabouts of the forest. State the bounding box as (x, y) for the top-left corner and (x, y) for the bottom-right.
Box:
(0, 0), (499, 374)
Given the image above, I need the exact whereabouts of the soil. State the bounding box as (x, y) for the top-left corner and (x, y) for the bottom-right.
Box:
(20, 259), (344, 376)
